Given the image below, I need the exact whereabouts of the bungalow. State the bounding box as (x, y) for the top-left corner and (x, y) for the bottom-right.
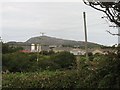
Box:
(53, 47), (72, 53)
(92, 49), (104, 55)
(70, 49), (85, 55)
(92, 48), (117, 55)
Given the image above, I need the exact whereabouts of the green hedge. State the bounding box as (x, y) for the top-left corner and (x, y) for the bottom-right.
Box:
(2, 51), (76, 72)
(2, 54), (120, 88)
(2, 70), (80, 88)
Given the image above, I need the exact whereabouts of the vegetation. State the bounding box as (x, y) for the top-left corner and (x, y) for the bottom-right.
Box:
(2, 52), (120, 88)
(2, 51), (76, 72)
(2, 43), (23, 54)
(2, 43), (120, 88)
(2, 70), (79, 88)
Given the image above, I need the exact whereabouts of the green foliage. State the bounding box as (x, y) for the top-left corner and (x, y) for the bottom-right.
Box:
(37, 51), (76, 71)
(2, 53), (37, 72)
(2, 51), (76, 72)
(98, 74), (120, 88)
(84, 54), (120, 88)
(2, 43), (23, 54)
(75, 53), (120, 88)
(2, 48), (120, 88)
(37, 59), (60, 71)
(40, 50), (55, 55)
(2, 70), (79, 88)
(51, 52), (76, 69)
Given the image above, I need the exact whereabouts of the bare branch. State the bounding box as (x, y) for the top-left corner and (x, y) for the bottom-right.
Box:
(106, 30), (120, 36)
(83, 0), (120, 27)
(83, 0), (106, 13)
(90, 4), (106, 13)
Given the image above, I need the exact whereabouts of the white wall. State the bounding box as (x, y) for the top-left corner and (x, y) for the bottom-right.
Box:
(31, 44), (35, 52)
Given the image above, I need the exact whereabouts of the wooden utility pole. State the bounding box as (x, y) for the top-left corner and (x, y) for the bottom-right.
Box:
(37, 44), (40, 62)
(83, 12), (89, 61)
(0, 37), (2, 42)
(118, 27), (120, 44)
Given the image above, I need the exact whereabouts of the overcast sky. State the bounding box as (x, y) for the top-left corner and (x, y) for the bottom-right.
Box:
(0, 0), (118, 46)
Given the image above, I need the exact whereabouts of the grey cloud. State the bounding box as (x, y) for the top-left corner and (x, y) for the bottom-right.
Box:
(1, 2), (118, 45)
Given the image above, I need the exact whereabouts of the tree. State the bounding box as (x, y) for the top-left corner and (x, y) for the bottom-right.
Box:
(83, 0), (120, 27)
(51, 51), (76, 69)
(83, 0), (120, 53)
(2, 43), (23, 54)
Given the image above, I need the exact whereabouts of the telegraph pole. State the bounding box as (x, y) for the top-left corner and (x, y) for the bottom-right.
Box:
(37, 44), (39, 62)
(83, 12), (89, 61)
(0, 37), (2, 43)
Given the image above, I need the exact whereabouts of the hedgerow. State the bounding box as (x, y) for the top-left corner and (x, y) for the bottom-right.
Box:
(2, 70), (79, 88)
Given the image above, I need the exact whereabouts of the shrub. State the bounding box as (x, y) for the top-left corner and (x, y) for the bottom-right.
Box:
(2, 51), (76, 72)
(51, 51), (76, 69)
(2, 53), (36, 72)
(2, 70), (79, 88)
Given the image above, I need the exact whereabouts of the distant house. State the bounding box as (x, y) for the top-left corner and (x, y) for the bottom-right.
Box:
(92, 49), (104, 55)
(92, 48), (117, 55)
(49, 45), (57, 50)
(41, 45), (50, 52)
(49, 45), (57, 48)
(31, 44), (37, 52)
(70, 49), (85, 55)
(53, 47), (72, 53)
(102, 49), (116, 55)
(30, 43), (50, 52)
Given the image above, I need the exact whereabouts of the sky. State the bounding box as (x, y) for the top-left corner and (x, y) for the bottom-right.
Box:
(0, 0), (119, 46)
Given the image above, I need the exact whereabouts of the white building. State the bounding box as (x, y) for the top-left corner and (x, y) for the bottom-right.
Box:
(70, 49), (85, 55)
(31, 44), (50, 52)
(31, 44), (37, 52)
(92, 49), (103, 55)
